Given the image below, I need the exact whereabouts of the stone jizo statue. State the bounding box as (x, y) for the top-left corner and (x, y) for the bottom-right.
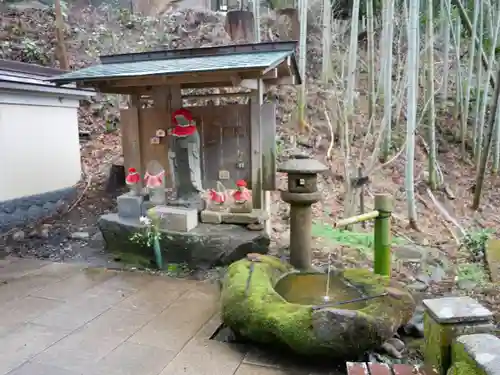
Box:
(230, 179), (252, 213)
(168, 108), (204, 211)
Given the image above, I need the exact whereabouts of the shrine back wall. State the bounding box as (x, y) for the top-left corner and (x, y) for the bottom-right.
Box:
(121, 103), (268, 191)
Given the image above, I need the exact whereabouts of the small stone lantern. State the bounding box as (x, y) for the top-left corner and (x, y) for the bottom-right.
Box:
(278, 153), (328, 270)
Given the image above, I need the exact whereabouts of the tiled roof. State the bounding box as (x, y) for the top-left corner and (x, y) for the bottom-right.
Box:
(49, 50), (294, 84)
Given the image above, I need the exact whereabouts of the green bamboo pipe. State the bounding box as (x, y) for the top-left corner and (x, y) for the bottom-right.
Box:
(334, 210), (380, 228)
(373, 194), (393, 277)
(153, 237), (163, 270)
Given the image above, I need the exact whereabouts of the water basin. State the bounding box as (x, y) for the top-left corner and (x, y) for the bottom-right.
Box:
(274, 272), (367, 309)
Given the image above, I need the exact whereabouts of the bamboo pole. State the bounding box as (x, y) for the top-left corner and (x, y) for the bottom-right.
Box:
(452, 0), (496, 89)
(334, 210), (380, 228)
(373, 194), (392, 276)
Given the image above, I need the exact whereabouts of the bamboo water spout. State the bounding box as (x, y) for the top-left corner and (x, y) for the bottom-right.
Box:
(333, 194), (393, 277)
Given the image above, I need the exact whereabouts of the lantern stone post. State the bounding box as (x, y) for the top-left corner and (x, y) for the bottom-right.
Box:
(278, 153), (327, 270)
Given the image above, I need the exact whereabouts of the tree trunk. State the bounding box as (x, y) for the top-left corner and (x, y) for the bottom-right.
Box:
(472, 68), (500, 210)
(54, 0), (69, 71)
(406, 0), (419, 229)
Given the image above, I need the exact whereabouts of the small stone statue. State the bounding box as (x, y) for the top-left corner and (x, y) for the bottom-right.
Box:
(168, 108), (204, 211)
(205, 181), (229, 212)
(125, 167), (141, 196)
(144, 160), (165, 205)
(230, 179), (252, 213)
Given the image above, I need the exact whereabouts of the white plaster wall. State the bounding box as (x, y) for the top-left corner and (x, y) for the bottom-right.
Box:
(0, 92), (82, 201)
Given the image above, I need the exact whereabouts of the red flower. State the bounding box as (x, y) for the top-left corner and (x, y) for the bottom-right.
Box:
(236, 179), (247, 187)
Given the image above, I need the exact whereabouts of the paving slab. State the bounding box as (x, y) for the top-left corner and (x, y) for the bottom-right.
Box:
(31, 269), (117, 301)
(0, 257), (342, 375)
(0, 296), (63, 337)
(6, 361), (78, 375)
(158, 315), (246, 375)
(235, 364), (303, 375)
(0, 323), (70, 375)
(128, 284), (219, 352)
(85, 342), (175, 375)
(34, 308), (154, 373)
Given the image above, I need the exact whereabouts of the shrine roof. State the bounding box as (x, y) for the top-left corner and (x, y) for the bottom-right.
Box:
(47, 41), (301, 92)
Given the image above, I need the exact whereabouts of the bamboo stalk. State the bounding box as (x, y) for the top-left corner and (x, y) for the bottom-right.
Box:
(334, 210), (380, 228)
(373, 194), (392, 276)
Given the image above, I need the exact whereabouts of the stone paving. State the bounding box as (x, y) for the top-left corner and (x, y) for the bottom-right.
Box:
(0, 256), (341, 375)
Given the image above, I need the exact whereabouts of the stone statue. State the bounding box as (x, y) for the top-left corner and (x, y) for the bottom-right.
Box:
(144, 160), (166, 205)
(205, 181), (229, 212)
(168, 108), (204, 211)
(230, 179), (252, 213)
(125, 167), (141, 196)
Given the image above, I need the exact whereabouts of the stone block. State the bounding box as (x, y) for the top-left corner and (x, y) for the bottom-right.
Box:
(200, 210), (222, 224)
(98, 213), (270, 269)
(449, 334), (500, 375)
(141, 200), (156, 216)
(423, 296), (494, 375)
(220, 209), (269, 225)
(117, 193), (144, 219)
(149, 206), (198, 232)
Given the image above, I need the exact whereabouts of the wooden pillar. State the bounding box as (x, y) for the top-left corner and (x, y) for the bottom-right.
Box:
(250, 80), (263, 211)
(124, 94), (143, 190)
(250, 79), (271, 234)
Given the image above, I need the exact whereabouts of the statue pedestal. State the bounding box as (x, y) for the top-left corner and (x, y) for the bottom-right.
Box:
(148, 205), (198, 232)
(117, 193), (144, 219)
(200, 209), (268, 225)
(167, 195), (205, 212)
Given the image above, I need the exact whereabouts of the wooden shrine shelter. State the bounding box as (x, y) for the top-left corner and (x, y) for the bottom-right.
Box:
(49, 41), (301, 216)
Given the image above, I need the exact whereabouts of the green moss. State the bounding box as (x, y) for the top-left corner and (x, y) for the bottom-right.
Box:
(221, 255), (414, 358)
(424, 312), (453, 374)
(112, 251), (153, 268)
(447, 341), (487, 375)
(424, 312), (496, 375)
(447, 361), (483, 375)
(342, 268), (414, 327)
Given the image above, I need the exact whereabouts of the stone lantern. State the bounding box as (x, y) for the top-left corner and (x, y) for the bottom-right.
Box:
(278, 153), (328, 270)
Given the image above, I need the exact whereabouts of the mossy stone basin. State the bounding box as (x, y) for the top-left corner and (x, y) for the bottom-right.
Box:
(221, 255), (415, 359)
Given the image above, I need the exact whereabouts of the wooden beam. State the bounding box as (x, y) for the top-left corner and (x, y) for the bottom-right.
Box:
(103, 73), (243, 88)
(240, 79), (259, 90)
(261, 68), (278, 79)
(277, 56), (293, 78)
(266, 76), (297, 85)
(261, 101), (277, 191)
(230, 75), (242, 86)
(180, 92), (252, 99)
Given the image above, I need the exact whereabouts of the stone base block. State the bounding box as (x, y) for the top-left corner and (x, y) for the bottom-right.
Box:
(449, 334), (500, 375)
(201, 210), (222, 224)
(117, 193), (144, 219)
(222, 210), (268, 224)
(148, 205), (198, 232)
(423, 296), (494, 375)
(200, 209), (268, 225)
(97, 213), (270, 269)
